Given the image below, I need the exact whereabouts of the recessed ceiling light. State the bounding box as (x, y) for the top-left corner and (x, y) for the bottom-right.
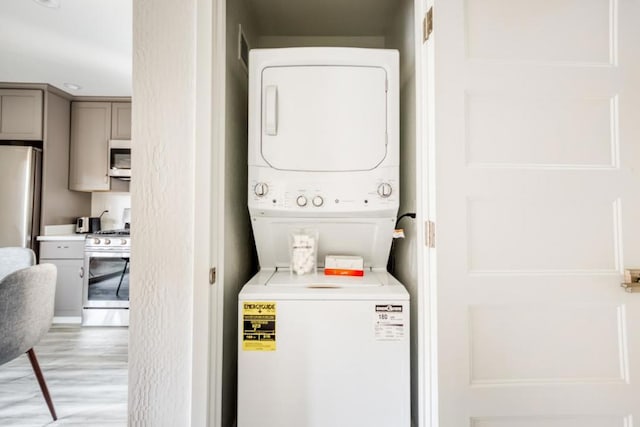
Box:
(64, 83), (82, 91)
(33, 0), (60, 8)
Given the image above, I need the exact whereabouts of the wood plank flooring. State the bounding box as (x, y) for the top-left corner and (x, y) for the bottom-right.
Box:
(0, 326), (127, 426)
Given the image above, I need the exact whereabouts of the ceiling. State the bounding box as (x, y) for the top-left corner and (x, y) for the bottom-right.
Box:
(0, 0), (132, 97)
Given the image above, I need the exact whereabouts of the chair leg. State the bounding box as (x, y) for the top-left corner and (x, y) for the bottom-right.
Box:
(26, 348), (57, 421)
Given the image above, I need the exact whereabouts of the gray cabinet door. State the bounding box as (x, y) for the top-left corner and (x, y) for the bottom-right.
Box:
(111, 102), (132, 140)
(0, 89), (43, 140)
(69, 102), (111, 191)
(50, 259), (84, 317)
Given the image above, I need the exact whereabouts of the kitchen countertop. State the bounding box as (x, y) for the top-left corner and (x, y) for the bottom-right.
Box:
(37, 234), (86, 241)
(37, 224), (86, 241)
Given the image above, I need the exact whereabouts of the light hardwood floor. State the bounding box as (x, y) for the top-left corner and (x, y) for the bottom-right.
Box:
(0, 326), (127, 426)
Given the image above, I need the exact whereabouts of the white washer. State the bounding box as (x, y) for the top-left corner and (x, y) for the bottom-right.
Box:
(238, 48), (409, 426)
(237, 270), (410, 427)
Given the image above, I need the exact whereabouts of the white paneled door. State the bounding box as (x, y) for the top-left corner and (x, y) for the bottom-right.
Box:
(433, 0), (640, 425)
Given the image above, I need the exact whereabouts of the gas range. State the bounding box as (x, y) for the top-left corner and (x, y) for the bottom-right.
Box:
(86, 229), (130, 251)
(83, 228), (130, 327)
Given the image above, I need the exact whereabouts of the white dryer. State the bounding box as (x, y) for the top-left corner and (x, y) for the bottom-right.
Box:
(238, 48), (409, 427)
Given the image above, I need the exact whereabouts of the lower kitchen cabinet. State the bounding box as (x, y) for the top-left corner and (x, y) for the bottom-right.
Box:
(39, 240), (85, 318)
(50, 259), (84, 317)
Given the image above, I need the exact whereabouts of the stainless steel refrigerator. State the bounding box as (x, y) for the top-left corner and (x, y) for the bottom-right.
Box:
(0, 144), (42, 250)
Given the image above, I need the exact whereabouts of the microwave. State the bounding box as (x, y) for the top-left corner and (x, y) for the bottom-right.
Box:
(108, 140), (131, 178)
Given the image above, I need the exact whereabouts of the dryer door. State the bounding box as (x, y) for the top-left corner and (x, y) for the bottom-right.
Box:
(261, 65), (388, 172)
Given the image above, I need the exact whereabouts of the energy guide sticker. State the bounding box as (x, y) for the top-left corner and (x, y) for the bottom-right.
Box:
(374, 304), (405, 341)
(242, 302), (276, 351)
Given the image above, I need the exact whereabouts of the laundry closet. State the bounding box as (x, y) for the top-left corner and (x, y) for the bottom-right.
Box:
(215, 0), (424, 425)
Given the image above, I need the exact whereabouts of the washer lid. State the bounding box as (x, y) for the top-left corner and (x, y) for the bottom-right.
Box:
(266, 270), (383, 287)
(239, 270), (410, 301)
(260, 65), (388, 172)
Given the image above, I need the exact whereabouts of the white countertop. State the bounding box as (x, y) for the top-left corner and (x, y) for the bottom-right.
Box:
(37, 234), (86, 241)
(37, 224), (86, 241)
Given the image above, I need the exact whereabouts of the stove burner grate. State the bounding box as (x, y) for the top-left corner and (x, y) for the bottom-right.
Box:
(94, 229), (130, 236)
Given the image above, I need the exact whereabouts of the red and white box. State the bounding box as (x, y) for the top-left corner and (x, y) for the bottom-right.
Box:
(324, 255), (364, 277)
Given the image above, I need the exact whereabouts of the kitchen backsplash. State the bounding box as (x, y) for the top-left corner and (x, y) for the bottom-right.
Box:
(91, 192), (131, 230)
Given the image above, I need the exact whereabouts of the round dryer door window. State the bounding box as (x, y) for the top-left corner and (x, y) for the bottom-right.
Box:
(260, 65), (388, 172)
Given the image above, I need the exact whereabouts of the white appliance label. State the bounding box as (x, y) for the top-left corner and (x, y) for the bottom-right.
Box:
(374, 304), (405, 341)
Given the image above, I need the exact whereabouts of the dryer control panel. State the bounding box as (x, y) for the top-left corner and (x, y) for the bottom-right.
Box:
(249, 167), (398, 217)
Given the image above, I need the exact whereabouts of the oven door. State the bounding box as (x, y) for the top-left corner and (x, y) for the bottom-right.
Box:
(83, 251), (130, 308)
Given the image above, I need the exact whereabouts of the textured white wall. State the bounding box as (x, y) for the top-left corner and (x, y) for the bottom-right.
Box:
(130, 0), (197, 424)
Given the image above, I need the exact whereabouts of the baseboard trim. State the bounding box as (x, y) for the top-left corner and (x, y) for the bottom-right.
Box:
(52, 316), (82, 325)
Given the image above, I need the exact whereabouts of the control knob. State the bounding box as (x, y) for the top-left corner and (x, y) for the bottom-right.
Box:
(312, 196), (324, 207)
(377, 183), (393, 198)
(105, 239), (111, 245)
(296, 195), (308, 207)
(93, 238), (100, 244)
(254, 183), (269, 197)
(121, 239), (128, 245)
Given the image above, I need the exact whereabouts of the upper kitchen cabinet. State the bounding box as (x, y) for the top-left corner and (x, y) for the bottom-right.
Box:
(0, 89), (43, 140)
(111, 102), (132, 140)
(69, 102), (112, 191)
(69, 101), (131, 192)
(39, 88), (91, 230)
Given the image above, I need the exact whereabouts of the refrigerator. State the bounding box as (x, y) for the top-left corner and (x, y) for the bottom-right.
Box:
(0, 144), (42, 251)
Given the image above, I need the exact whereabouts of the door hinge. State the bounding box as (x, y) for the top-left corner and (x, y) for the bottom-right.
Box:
(426, 220), (435, 248)
(209, 267), (217, 285)
(423, 7), (433, 42)
(621, 268), (640, 292)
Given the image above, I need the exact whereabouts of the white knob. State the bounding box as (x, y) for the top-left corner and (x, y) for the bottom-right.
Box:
(121, 239), (127, 245)
(296, 195), (308, 207)
(377, 183), (392, 198)
(312, 196), (324, 207)
(254, 183), (268, 197)
(93, 238), (100, 244)
(105, 239), (111, 245)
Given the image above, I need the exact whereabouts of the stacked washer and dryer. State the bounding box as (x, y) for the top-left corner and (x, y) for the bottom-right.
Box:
(237, 48), (410, 426)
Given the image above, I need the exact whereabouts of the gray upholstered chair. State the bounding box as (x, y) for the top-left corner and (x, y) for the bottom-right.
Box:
(0, 247), (58, 421)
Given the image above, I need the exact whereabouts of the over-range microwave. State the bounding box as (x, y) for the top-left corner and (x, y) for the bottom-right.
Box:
(108, 140), (131, 179)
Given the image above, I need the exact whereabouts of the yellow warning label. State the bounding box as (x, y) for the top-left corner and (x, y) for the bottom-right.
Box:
(242, 302), (276, 351)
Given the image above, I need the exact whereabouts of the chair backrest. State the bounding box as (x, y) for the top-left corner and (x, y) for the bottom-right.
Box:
(0, 247), (36, 281)
(0, 263), (57, 366)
